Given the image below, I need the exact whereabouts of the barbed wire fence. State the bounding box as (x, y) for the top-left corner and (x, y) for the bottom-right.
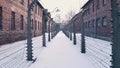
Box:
(84, 36), (111, 68)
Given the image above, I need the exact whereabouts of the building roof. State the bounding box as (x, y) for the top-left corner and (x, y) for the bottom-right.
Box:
(37, 1), (44, 9)
(70, 12), (81, 23)
(81, 0), (93, 9)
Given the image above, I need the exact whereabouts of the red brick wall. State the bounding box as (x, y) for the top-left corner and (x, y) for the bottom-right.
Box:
(82, 0), (112, 40)
(75, 17), (81, 33)
(69, 12), (82, 33)
(0, 0), (43, 45)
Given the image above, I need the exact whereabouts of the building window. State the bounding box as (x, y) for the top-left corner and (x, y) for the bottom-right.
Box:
(0, 7), (2, 30)
(31, 19), (33, 30)
(85, 10), (87, 16)
(92, 1), (95, 12)
(88, 8), (90, 15)
(97, 18), (101, 27)
(85, 22), (87, 28)
(38, 21), (40, 30)
(21, 0), (24, 5)
(84, 22), (86, 28)
(40, 9), (42, 16)
(85, 22), (89, 28)
(28, 0), (30, 7)
(38, 8), (39, 15)
(20, 15), (24, 30)
(97, 0), (100, 9)
(31, 6), (34, 11)
(85, 8), (90, 16)
(88, 21), (90, 28)
(37, 6), (39, 14)
(92, 20), (94, 28)
(102, 17), (107, 26)
(35, 20), (37, 30)
(11, 11), (15, 30)
(103, 0), (106, 6)
(35, 5), (37, 13)
(87, 22), (89, 28)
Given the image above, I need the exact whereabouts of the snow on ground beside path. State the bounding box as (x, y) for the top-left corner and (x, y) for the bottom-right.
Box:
(76, 33), (111, 68)
(0, 35), (45, 68)
(29, 31), (95, 68)
(0, 41), (31, 68)
(0, 31), (111, 68)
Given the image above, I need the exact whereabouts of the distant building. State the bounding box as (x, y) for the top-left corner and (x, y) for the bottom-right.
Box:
(81, 0), (113, 41)
(66, 12), (82, 33)
(69, 0), (120, 41)
(74, 12), (82, 33)
(0, 0), (44, 45)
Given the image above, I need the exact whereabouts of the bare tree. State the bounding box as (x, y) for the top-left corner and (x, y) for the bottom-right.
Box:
(65, 10), (76, 21)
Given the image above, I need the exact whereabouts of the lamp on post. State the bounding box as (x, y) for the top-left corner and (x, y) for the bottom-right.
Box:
(42, 9), (48, 47)
(26, 0), (38, 61)
(48, 16), (52, 42)
(51, 21), (54, 39)
(50, 7), (60, 13)
(73, 20), (76, 45)
(110, 0), (120, 68)
(69, 24), (72, 40)
(81, 9), (86, 53)
(49, 7), (60, 39)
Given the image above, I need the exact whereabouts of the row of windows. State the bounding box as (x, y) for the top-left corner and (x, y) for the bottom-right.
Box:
(32, 5), (42, 17)
(0, 4), (42, 30)
(0, 7), (24, 30)
(96, 0), (107, 10)
(85, 0), (107, 16)
(84, 16), (107, 28)
(11, 11), (24, 30)
(11, 11), (41, 31)
(31, 19), (41, 31)
(0, 10), (41, 31)
(96, 0), (106, 9)
(21, 0), (42, 16)
(10, 0), (42, 16)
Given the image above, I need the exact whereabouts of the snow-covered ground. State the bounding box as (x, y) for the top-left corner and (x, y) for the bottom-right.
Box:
(76, 34), (111, 68)
(85, 36), (111, 68)
(0, 34), (43, 68)
(29, 31), (94, 68)
(0, 31), (111, 68)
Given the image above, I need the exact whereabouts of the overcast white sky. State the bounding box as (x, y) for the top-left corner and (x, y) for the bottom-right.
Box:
(40, 0), (88, 20)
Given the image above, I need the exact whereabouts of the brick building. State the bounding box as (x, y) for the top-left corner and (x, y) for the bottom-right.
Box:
(66, 12), (82, 33)
(74, 12), (81, 33)
(81, 0), (113, 40)
(0, 0), (44, 45)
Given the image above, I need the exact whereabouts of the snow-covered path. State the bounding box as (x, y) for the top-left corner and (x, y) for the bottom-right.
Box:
(29, 31), (94, 68)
